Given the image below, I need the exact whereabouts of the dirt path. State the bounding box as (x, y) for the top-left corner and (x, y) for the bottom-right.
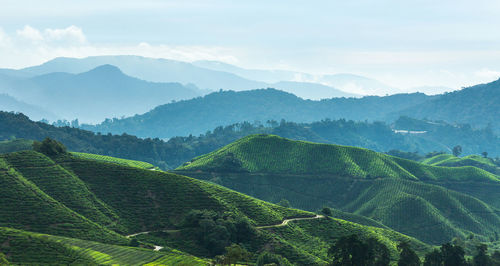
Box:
(125, 215), (324, 251)
(256, 215), (324, 229)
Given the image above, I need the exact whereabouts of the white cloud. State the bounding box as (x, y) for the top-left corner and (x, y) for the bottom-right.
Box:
(44, 25), (86, 44)
(16, 25), (43, 42)
(474, 68), (500, 81)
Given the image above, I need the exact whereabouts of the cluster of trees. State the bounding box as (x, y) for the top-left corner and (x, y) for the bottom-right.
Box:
(181, 210), (256, 257)
(32, 138), (67, 156)
(2, 112), (499, 171)
(327, 235), (500, 266)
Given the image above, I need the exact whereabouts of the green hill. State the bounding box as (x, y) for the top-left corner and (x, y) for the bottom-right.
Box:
(422, 154), (500, 175)
(0, 149), (431, 264)
(176, 135), (500, 244)
(178, 134), (499, 183)
(0, 227), (208, 265)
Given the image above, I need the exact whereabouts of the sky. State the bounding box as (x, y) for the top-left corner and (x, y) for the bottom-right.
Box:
(2, 0), (500, 92)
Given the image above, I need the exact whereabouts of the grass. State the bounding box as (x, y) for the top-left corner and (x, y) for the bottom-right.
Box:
(0, 227), (208, 265)
(0, 153), (128, 245)
(0, 149), (437, 264)
(176, 134), (500, 245)
(422, 154), (500, 175)
(178, 134), (500, 183)
(72, 152), (158, 170)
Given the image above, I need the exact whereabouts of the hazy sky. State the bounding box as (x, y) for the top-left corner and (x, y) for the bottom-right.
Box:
(2, 0), (500, 91)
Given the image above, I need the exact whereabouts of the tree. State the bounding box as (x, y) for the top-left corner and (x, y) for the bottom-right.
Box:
(473, 244), (491, 266)
(225, 244), (251, 265)
(397, 241), (421, 266)
(256, 252), (292, 266)
(321, 207), (333, 217)
(328, 235), (389, 266)
(32, 137), (67, 156)
(424, 249), (442, 266)
(482, 152), (488, 158)
(452, 145), (462, 157)
(441, 243), (467, 266)
(278, 198), (291, 208)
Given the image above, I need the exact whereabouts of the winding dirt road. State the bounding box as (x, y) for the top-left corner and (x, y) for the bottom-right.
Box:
(256, 215), (324, 229)
(125, 215), (324, 251)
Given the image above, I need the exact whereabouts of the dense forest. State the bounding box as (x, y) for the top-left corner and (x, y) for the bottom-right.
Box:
(2, 111), (499, 169)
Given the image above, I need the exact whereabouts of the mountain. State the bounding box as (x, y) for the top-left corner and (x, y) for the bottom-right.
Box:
(0, 93), (58, 121)
(21, 56), (361, 99)
(0, 148), (429, 264)
(21, 56), (268, 91)
(193, 60), (394, 95)
(176, 135), (500, 244)
(83, 89), (432, 139)
(398, 78), (500, 133)
(271, 81), (359, 99)
(0, 65), (202, 123)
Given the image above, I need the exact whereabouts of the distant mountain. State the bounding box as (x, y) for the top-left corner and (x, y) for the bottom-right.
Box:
(0, 64), (202, 123)
(318, 73), (397, 96)
(271, 81), (359, 99)
(22, 56), (370, 98)
(176, 134), (500, 244)
(82, 88), (432, 139)
(0, 93), (57, 121)
(398, 78), (500, 132)
(194, 60), (395, 95)
(21, 56), (268, 91)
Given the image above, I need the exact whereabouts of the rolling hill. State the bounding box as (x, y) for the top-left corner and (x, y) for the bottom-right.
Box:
(0, 148), (430, 264)
(176, 135), (500, 244)
(0, 64), (202, 123)
(422, 154), (500, 175)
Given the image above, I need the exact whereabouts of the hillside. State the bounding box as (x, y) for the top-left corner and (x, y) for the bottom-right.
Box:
(3, 112), (499, 173)
(422, 154), (500, 175)
(0, 227), (207, 265)
(0, 149), (430, 264)
(398, 78), (500, 133)
(83, 88), (431, 138)
(176, 135), (500, 244)
(0, 65), (202, 123)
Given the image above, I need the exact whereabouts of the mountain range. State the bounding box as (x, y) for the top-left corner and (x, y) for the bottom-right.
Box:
(82, 89), (431, 138)
(0, 64), (202, 123)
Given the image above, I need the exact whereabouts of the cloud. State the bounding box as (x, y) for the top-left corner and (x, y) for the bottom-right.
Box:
(16, 25), (43, 42)
(15, 25), (86, 45)
(474, 68), (500, 81)
(44, 25), (86, 44)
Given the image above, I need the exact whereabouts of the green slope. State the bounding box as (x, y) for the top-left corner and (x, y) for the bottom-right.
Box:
(0, 149), (434, 264)
(71, 152), (158, 170)
(179, 134), (500, 183)
(0, 154), (127, 245)
(0, 227), (208, 265)
(176, 135), (500, 244)
(422, 154), (500, 175)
